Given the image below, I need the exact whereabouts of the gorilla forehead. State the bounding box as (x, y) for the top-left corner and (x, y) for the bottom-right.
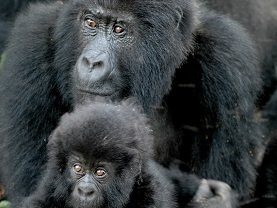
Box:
(57, 118), (148, 164)
(73, 0), (193, 21)
(63, 124), (140, 157)
(50, 101), (153, 158)
(84, 0), (182, 9)
(69, 141), (137, 165)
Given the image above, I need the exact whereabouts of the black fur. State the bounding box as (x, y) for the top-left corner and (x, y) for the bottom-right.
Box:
(238, 88), (277, 207)
(0, 0), (56, 54)
(204, 0), (277, 107)
(0, 0), (262, 203)
(256, 134), (277, 199)
(255, 90), (277, 199)
(242, 134), (277, 207)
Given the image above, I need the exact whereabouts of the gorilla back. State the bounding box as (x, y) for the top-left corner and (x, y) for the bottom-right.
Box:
(0, 0), (262, 203)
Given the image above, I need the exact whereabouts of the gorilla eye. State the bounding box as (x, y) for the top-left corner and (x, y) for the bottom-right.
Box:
(95, 168), (107, 177)
(114, 25), (124, 34)
(73, 163), (83, 173)
(85, 18), (97, 28)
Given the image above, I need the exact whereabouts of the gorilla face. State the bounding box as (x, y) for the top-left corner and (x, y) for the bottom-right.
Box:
(54, 0), (195, 109)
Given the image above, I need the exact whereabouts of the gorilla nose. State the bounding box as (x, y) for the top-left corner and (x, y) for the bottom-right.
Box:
(83, 57), (104, 72)
(76, 52), (111, 82)
(81, 52), (109, 72)
(77, 186), (95, 197)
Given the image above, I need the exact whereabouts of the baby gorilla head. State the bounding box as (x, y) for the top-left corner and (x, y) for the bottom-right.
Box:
(46, 99), (154, 207)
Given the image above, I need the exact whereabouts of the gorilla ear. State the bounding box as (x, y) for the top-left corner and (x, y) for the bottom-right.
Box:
(175, 6), (184, 28)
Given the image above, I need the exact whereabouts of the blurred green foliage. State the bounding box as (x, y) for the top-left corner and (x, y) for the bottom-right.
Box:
(0, 201), (10, 208)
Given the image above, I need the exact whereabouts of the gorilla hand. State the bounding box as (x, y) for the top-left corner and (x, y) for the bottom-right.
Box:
(188, 179), (238, 208)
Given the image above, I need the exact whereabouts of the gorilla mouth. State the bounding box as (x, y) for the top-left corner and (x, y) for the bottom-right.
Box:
(74, 88), (118, 104)
(76, 88), (114, 97)
(71, 194), (104, 208)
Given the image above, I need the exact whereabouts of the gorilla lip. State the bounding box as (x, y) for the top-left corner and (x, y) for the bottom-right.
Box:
(76, 88), (114, 97)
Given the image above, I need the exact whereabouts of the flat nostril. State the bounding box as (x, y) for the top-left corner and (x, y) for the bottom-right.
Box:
(92, 61), (103, 68)
(82, 56), (91, 67)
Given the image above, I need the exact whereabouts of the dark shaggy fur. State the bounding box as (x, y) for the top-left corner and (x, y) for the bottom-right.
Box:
(242, 133), (277, 207)
(0, 0), (56, 54)
(254, 90), (277, 202)
(0, 0), (262, 204)
(256, 134), (277, 202)
(236, 88), (277, 207)
(204, 0), (277, 108)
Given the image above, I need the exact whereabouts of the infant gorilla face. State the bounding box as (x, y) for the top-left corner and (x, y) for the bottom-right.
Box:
(68, 155), (112, 206)
(59, 144), (142, 208)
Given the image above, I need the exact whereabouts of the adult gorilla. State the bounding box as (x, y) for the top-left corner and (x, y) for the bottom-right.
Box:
(0, 0), (262, 205)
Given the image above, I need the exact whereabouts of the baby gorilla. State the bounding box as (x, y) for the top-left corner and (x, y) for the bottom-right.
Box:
(19, 100), (235, 208)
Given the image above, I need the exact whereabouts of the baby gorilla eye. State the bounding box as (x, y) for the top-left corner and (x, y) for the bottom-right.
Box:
(73, 163), (83, 173)
(114, 25), (124, 34)
(85, 18), (97, 28)
(95, 168), (107, 177)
